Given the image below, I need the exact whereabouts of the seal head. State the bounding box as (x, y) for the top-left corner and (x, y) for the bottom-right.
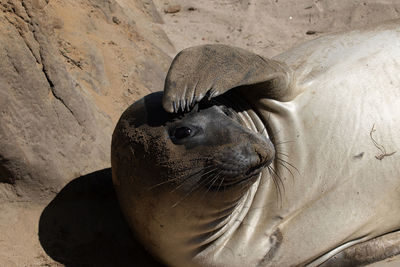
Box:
(111, 92), (275, 266)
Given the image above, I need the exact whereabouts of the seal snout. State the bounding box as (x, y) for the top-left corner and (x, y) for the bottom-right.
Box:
(211, 137), (275, 188)
(245, 143), (275, 176)
(254, 142), (275, 167)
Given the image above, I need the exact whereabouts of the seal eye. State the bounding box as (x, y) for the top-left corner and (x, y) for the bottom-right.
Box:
(174, 127), (192, 139)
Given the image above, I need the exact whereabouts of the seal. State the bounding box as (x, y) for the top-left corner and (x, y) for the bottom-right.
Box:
(111, 92), (278, 266)
(112, 21), (400, 267)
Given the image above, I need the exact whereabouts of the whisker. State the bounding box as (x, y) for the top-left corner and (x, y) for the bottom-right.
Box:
(200, 171), (223, 202)
(276, 158), (295, 180)
(170, 166), (217, 193)
(276, 157), (299, 174)
(268, 166), (281, 204)
(148, 165), (213, 190)
(267, 165), (285, 206)
(271, 165), (286, 193)
(171, 169), (219, 208)
(207, 172), (226, 196)
(205, 172), (222, 193)
(164, 165), (204, 175)
(211, 172), (225, 200)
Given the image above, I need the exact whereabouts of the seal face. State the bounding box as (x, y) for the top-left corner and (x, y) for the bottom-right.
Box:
(113, 92), (274, 192)
(166, 103), (274, 189)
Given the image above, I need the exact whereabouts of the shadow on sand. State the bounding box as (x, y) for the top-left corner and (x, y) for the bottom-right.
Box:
(39, 168), (163, 267)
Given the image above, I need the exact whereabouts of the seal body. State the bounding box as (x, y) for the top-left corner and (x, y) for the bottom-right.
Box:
(216, 23), (400, 266)
(245, 22), (400, 266)
(112, 22), (400, 266)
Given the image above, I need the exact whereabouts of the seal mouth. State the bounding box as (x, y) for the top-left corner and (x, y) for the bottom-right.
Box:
(206, 158), (272, 190)
(245, 162), (267, 177)
(206, 170), (261, 190)
(245, 155), (274, 176)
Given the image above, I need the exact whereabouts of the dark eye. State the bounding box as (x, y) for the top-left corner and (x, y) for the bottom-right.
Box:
(173, 127), (192, 139)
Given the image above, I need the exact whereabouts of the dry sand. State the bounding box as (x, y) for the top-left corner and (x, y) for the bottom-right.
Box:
(154, 0), (400, 58)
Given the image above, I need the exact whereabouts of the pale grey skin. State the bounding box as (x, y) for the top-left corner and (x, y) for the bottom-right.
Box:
(113, 21), (400, 266)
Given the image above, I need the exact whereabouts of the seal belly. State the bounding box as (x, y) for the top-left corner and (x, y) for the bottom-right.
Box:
(252, 25), (400, 266)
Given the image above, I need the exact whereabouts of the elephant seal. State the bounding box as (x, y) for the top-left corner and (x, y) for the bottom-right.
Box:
(112, 21), (400, 266)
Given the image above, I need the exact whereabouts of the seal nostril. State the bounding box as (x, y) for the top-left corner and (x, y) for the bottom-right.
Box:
(253, 142), (275, 166)
(257, 152), (263, 164)
(253, 149), (266, 166)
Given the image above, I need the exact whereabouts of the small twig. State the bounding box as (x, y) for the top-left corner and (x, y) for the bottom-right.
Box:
(369, 124), (396, 160)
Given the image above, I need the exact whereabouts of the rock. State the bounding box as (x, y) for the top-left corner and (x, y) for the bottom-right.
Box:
(0, 0), (173, 200)
(164, 4), (181, 14)
(112, 16), (121, 24)
(0, 0), (173, 265)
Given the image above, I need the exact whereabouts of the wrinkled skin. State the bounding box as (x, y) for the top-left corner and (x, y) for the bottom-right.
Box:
(113, 21), (400, 267)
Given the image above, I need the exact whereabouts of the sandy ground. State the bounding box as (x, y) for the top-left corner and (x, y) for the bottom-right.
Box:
(154, 0), (400, 58)
(2, 0), (400, 266)
(0, 202), (63, 267)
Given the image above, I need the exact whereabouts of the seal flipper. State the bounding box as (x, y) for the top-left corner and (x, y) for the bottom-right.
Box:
(163, 44), (295, 113)
(317, 231), (400, 267)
